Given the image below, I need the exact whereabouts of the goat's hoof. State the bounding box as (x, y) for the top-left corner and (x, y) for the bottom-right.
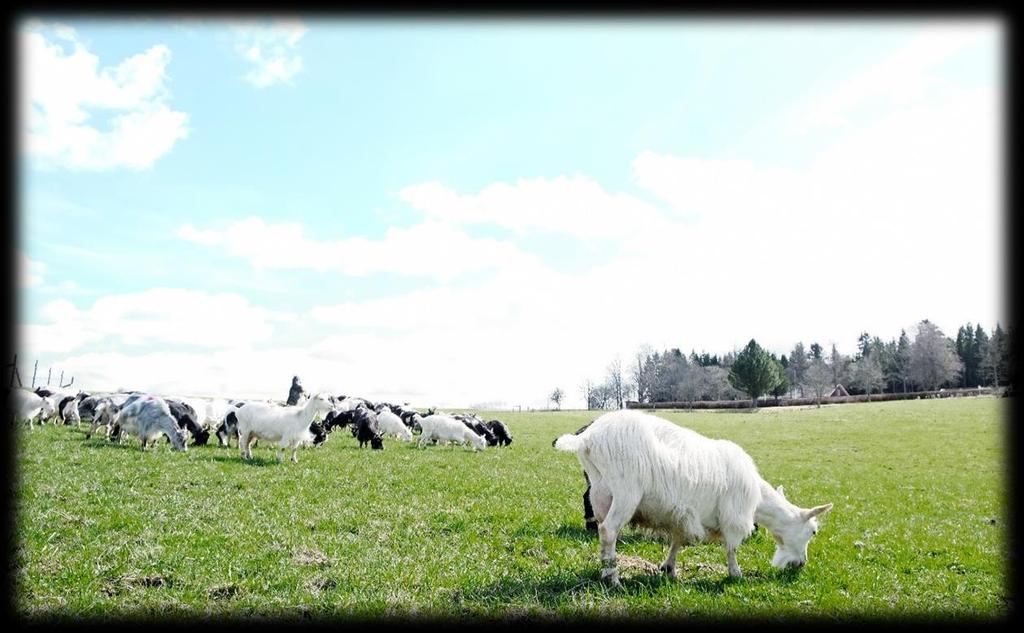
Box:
(659, 563), (676, 578)
(585, 520), (598, 532)
(600, 567), (620, 586)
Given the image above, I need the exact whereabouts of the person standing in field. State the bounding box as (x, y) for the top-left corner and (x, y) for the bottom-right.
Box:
(287, 376), (305, 406)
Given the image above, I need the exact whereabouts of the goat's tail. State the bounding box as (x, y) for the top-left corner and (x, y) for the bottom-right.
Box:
(553, 433), (584, 453)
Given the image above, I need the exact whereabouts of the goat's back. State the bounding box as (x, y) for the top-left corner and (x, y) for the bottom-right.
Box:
(577, 410), (762, 523)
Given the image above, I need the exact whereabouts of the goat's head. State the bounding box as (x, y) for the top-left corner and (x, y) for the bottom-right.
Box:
(768, 486), (832, 570)
(170, 426), (189, 452)
(192, 427), (211, 446)
(309, 420), (328, 446)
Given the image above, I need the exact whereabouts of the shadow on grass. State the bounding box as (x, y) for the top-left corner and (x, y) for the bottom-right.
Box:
(193, 453), (281, 467)
(460, 560), (806, 608)
(552, 524), (662, 546)
(81, 438), (143, 451)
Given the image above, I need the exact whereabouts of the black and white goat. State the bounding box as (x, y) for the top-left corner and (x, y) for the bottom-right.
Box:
(165, 398), (211, 446)
(352, 406), (384, 449)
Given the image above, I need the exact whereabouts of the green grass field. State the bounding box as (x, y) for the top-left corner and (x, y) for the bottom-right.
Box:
(13, 397), (1008, 621)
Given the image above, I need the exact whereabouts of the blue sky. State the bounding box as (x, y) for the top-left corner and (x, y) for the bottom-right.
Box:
(18, 18), (1004, 407)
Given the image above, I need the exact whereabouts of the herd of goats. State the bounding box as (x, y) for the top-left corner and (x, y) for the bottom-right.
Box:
(10, 377), (835, 584)
(7, 377), (513, 462)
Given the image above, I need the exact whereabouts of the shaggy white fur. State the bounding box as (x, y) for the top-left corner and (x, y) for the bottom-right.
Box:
(9, 389), (56, 429)
(555, 409), (831, 584)
(235, 393), (334, 463)
(417, 414), (486, 451)
(112, 395), (188, 452)
(376, 409), (413, 441)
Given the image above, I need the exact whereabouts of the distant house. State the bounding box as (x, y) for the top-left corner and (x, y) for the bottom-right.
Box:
(828, 384), (850, 397)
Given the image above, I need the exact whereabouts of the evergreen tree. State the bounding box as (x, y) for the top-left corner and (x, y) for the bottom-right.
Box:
(787, 342), (809, 397)
(727, 339), (782, 409)
(856, 332), (872, 360)
(955, 324), (976, 388)
(896, 330), (912, 391)
(1004, 325), (1016, 393)
(881, 338), (901, 393)
(810, 342), (823, 360)
(973, 324), (990, 387)
(771, 359), (791, 401)
(830, 344), (849, 387)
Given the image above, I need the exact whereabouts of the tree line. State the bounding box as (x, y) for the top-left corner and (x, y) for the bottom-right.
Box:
(572, 319), (1015, 410)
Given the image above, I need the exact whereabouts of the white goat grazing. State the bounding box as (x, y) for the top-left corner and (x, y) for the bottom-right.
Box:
(112, 395), (189, 451)
(375, 408), (413, 441)
(554, 410), (832, 584)
(236, 392), (334, 463)
(417, 414), (486, 451)
(179, 397), (231, 433)
(9, 388), (57, 429)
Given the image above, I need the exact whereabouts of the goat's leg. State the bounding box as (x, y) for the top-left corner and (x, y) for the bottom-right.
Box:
(582, 472), (597, 532)
(597, 490), (641, 587)
(660, 537), (684, 578)
(722, 523), (751, 578)
(239, 431), (251, 459)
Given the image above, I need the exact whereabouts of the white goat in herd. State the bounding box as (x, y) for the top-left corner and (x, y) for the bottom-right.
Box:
(375, 408), (413, 441)
(9, 388), (57, 429)
(417, 414), (487, 451)
(555, 409), (832, 584)
(235, 392), (334, 463)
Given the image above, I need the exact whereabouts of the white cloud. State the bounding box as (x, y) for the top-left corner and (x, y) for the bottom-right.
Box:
(20, 22), (189, 171)
(398, 174), (676, 240)
(20, 252), (46, 287)
(20, 288), (287, 355)
(177, 217), (543, 282)
(23, 25), (1000, 410)
(783, 21), (996, 135)
(231, 19), (307, 87)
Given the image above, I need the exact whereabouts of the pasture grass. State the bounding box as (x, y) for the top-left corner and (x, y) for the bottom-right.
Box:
(12, 397), (1008, 621)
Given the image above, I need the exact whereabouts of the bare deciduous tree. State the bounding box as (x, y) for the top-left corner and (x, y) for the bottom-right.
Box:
(908, 320), (963, 390)
(849, 356), (884, 400)
(606, 357), (625, 409)
(630, 345), (655, 404)
(549, 388), (564, 410)
(804, 359), (833, 408)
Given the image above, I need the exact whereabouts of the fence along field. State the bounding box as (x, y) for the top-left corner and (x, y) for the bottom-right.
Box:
(13, 396), (1007, 620)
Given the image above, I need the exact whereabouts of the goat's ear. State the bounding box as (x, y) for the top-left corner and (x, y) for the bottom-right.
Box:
(776, 485), (785, 497)
(803, 503), (833, 520)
